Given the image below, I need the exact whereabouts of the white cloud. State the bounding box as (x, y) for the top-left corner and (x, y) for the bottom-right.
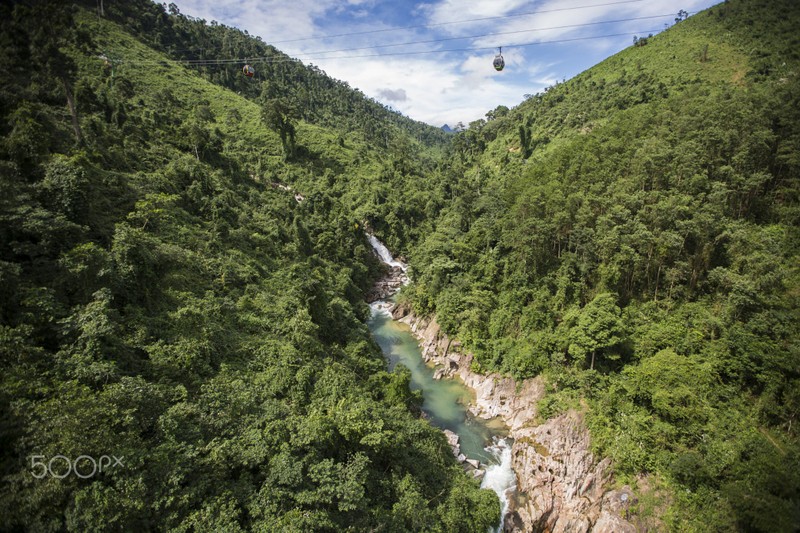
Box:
(175, 0), (326, 42)
(418, 0), (531, 27)
(377, 88), (408, 102)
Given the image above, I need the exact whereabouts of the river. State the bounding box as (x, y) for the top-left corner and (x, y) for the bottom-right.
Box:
(366, 236), (516, 531)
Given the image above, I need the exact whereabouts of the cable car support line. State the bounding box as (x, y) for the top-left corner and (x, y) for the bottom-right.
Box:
(269, 0), (650, 44)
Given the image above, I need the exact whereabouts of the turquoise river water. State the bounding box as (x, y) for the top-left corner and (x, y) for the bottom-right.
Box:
(368, 303), (501, 462)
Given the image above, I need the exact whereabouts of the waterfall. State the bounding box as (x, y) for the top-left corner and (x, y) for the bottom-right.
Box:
(367, 234), (407, 271)
(481, 438), (516, 532)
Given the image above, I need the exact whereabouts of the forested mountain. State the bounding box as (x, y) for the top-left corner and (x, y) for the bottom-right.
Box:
(402, 0), (800, 530)
(0, 1), (498, 530)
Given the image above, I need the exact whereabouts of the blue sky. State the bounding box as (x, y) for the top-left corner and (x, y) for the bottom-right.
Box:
(170, 0), (722, 127)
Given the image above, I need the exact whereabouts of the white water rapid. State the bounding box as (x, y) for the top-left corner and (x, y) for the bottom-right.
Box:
(366, 234), (407, 271)
(481, 438), (517, 532)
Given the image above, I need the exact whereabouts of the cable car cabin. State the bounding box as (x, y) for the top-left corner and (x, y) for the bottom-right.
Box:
(243, 64), (255, 78)
(493, 49), (505, 72)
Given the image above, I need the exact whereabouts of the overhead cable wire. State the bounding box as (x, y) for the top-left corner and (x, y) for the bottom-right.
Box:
(117, 28), (666, 67)
(292, 29), (667, 61)
(117, 9), (685, 67)
(269, 0), (649, 44)
(296, 13), (679, 56)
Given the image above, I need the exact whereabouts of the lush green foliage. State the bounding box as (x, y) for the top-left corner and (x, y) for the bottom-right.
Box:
(405, 0), (800, 530)
(4, 0), (799, 530)
(0, 2), (498, 530)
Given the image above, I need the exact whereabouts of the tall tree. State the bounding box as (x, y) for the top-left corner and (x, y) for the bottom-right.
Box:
(27, 3), (86, 146)
(567, 293), (623, 370)
(261, 97), (298, 160)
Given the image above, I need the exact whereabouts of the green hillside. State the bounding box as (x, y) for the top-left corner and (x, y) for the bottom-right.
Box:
(0, 2), (497, 531)
(405, 0), (800, 530)
(94, 0), (449, 150)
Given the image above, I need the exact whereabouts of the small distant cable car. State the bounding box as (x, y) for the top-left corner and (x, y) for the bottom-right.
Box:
(493, 47), (505, 72)
(243, 64), (255, 78)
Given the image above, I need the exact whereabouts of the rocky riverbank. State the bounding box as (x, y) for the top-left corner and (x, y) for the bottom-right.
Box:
(365, 264), (408, 303)
(390, 302), (637, 533)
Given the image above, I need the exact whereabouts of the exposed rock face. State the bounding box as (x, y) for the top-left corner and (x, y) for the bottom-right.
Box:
(393, 303), (636, 533)
(509, 414), (636, 533)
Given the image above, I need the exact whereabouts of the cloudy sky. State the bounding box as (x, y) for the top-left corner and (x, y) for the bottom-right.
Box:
(170, 0), (721, 127)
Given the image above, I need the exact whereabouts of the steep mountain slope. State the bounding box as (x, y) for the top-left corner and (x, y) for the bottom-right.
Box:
(0, 2), (499, 531)
(405, 0), (800, 530)
(82, 0), (450, 151)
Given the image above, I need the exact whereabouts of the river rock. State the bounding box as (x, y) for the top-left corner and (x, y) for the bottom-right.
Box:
(593, 511), (637, 533)
(391, 302), (410, 319)
(457, 453), (467, 463)
(365, 264), (408, 303)
(443, 429), (459, 447)
(472, 469), (485, 480)
(601, 486), (636, 515)
(443, 429), (461, 456)
(466, 458), (481, 469)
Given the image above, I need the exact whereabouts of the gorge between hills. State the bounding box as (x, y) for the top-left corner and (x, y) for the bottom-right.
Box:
(366, 236), (636, 532)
